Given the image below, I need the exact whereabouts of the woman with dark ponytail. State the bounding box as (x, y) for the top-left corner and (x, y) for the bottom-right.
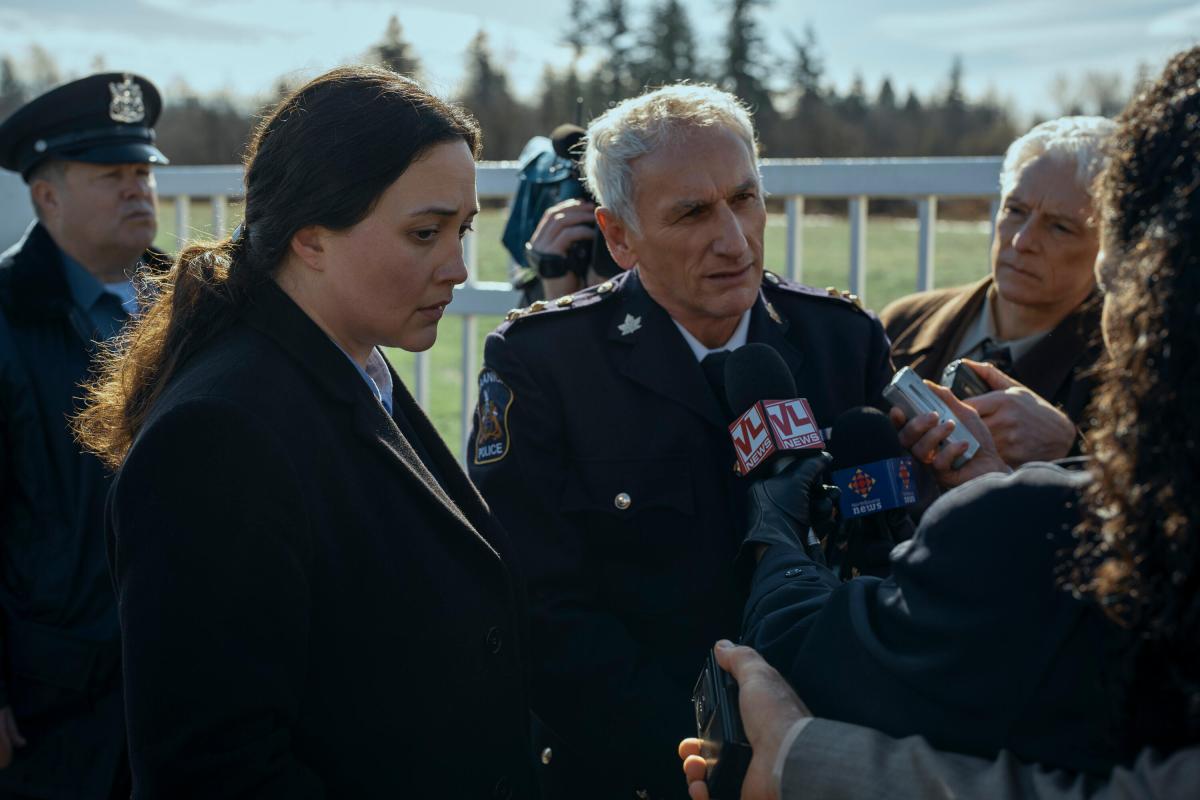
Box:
(75, 67), (538, 798)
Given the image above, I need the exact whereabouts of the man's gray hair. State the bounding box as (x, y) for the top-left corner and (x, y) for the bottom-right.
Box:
(582, 84), (759, 233)
(999, 116), (1116, 199)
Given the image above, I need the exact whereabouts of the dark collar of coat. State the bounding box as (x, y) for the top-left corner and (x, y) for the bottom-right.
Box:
(604, 268), (799, 428)
(0, 221), (71, 321)
(240, 280), (505, 563)
(1010, 290), (1103, 402)
(0, 221), (172, 323)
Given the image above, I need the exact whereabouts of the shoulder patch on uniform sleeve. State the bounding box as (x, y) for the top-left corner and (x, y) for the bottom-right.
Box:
(473, 368), (514, 465)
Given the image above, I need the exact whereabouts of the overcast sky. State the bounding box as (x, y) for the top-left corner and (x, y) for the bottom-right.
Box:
(0, 0), (1195, 120)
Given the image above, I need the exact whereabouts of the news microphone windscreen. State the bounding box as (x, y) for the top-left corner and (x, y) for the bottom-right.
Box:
(551, 124), (586, 161)
(724, 344), (797, 419)
(830, 406), (905, 470)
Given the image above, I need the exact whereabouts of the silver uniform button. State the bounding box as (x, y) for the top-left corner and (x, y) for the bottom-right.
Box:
(614, 492), (632, 510)
(541, 747), (553, 765)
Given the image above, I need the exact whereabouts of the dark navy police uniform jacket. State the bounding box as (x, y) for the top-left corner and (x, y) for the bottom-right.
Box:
(468, 268), (893, 799)
(0, 223), (167, 800)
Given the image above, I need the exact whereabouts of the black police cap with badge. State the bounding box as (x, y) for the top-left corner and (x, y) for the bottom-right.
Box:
(0, 72), (168, 181)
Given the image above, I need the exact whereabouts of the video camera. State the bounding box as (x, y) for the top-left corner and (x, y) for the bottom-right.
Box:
(501, 123), (621, 303)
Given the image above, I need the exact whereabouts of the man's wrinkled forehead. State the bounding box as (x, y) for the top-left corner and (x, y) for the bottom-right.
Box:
(630, 126), (760, 210)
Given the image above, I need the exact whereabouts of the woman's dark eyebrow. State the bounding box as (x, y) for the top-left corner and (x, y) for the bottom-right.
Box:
(408, 205), (460, 217)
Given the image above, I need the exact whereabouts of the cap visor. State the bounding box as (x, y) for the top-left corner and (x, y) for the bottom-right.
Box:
(66, 142), (169, 166)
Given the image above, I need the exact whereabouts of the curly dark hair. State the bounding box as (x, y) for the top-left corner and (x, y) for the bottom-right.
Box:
(1078, 46), (1200, 747)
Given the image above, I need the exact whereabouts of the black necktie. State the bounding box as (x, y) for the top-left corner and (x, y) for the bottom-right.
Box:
(701, 350), (733, 420)
(978, 338), (1014, 375)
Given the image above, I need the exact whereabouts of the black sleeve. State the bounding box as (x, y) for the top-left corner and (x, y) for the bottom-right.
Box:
(0, 315), (19, 711)
(469, 334), (689, 797)
(744, 467), (1091, 758)
(109, 398), (325, 799)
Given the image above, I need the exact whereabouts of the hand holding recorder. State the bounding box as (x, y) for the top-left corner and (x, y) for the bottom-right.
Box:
(885, 367), (1009, 488)
(943, 359), (1078, 467)
(682, 641), (811, 800)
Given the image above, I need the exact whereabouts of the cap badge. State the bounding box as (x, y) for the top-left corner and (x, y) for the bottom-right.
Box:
(617, 314), (642, 336)
(109, 75), (146, 124)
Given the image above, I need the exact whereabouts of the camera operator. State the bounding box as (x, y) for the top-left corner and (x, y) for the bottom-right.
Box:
(525, 197), (599, 299)
(502, 124), (621, 303)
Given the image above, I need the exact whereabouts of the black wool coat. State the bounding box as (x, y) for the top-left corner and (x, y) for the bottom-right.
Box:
(743, 463), (1127, 776)
(108, 281), (536, 799)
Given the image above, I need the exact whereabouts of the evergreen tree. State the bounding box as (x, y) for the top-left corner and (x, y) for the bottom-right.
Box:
(719, 0), (777, 126)
(25, 45), (59, 95)
(590, 0), (638, 104)
(562, 0), (593, 58)
(876, 78), (896, 111)
(635, 0), (701, 87)
(368, 15), (421, 78)
(0, 57), (24, 118)
(456, 30), (535, 159)
(786, 23), (823, 100)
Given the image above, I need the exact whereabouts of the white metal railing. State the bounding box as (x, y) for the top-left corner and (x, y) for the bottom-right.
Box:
(151, 158), (1003, 455)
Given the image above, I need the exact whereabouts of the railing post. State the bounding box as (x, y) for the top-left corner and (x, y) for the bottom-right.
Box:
(413, 352), (430, 409)
(460, 316), (478, 462)
(173, 196), (191, 251)
(916, 196), (937, 292)
(784, 196), (804, 281)
(211, 195), (228, 239)
(464, 228), (479, 280)
(848, 196), (868, 302)
(988, 197), (1001, 254)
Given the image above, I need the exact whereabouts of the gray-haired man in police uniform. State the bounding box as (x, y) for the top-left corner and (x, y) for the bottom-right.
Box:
(469, 84), (893, 799)
(0, 73), (168, 800)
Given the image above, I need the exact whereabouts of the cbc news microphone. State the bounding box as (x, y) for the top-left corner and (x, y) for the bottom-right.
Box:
(827, 406), (918, 579)
(723, 344), (833, 563)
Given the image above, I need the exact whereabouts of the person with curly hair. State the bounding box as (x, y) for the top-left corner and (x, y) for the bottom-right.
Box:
(680, 46), (1200, 799)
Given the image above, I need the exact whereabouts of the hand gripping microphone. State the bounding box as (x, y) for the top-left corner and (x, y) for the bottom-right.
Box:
(693, 345), (829, 800)
(827, 406), (918, 578)
(723, 344), (834, 559)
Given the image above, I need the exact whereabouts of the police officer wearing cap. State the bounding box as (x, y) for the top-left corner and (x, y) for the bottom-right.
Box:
(0, 72), (167, 799)
(469, 84), (893, 799)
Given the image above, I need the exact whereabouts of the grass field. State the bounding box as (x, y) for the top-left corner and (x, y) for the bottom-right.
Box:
(156, 201), (991, 455)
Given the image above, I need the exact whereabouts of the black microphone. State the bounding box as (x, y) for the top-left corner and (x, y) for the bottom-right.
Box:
(723, 344), (826, 477)
(722, 344), (833, 568)
(550, 123), (586, 162)
(827, 406), (918, 579)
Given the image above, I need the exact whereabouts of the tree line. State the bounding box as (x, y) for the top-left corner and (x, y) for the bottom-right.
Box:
(0, 1), (1132, 166)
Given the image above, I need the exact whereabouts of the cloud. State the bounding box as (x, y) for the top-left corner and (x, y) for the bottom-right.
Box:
(0, 0), (274, 41)
(876, 0), (1195, 51)
(1147, 2), (1200, 36)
